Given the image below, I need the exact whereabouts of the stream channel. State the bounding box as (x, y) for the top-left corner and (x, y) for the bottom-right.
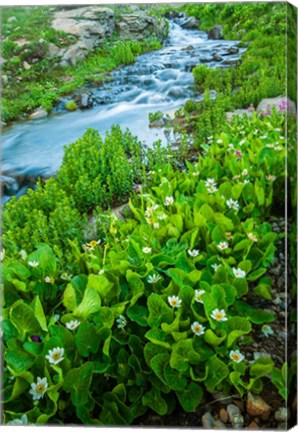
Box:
(2, 19), (244, 203)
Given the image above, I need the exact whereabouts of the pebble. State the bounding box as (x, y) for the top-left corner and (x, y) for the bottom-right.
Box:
(202, 412), (214, 429)
(214, 420), (227, 429)
(213, 392), (233, 405)
(275, 407), (290, 422)
(246, 392), (272, 420)
(277, 422), (287, 430)
(246, 420), (259, 429)
(219, 407), (229, 423)
(227, 404), (244, 429)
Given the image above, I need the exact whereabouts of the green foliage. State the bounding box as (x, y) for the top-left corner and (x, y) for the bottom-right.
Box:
(148, 111), (164, 123)
(65, 100), (78, 112)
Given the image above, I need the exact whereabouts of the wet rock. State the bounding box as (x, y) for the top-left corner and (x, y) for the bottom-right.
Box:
(277, 422), (287, 430)
(200, 56), (214, 63)
(181, 16), (200, 30)
(213, 392), (233, 405)
(164, 10), (184, 19)
(227, 404), (244, 429)
(213, 53), (223, 61)
(257, 96), (296, 116)
(228, 47), (239, 54)
(275, 407), (290, 422)
(202, 412), (214, 429)
(208, 24), (224, 40)
(222, 58), (240, 66)
(29, 107), (48, 120)
(149, 119), (165, 128)
(181, 45), (194, 51)
(1, 176), (19, 196)
(214, 420), (227, 429)
(219, 407), (229, 423)
(168, 87), (186, 99)
(246, 392), (272, 420)
(112, 203), (130, 221)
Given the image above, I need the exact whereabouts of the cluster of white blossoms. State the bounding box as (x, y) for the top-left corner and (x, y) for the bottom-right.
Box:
(116, 315), (127, 330)
(232, 267), (246, 278)
(217, 242), (229, 251)
(187, 249), (199, 257)
(145, 204), (159, 218)
(65, 320), (80, 331)
(226, 199), (239, 211)
(164, 196), (174, 206)
(205, 178), (218, 194)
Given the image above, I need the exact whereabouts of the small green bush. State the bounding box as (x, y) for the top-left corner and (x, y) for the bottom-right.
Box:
(65, 100), (78, 112)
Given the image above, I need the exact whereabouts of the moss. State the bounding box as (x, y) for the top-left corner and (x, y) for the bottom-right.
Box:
(65, 100), (78, 111)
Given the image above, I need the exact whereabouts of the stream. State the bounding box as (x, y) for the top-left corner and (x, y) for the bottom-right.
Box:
(1, 20), (244, 202)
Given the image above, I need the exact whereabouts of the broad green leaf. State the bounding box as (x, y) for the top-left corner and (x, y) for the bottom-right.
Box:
(233, 278), (248, 297)
(144, 342), (168, 367)
(27, 244), (57, 275)
(100, 392), (133, 425)
(176, 382), (203, 412)
(63, 283), (78, 311)
(145, 328), (172, 350)
(10, 300), (41, 337)
(4, 262), (31, 281)
(250, 357), (274, 379)
(230, 371), (245, 397)
(247, 268), (267, 281)
(225, 317), (251, 347)
(112, 383), (127, 403)
(75, 321), (100, 357)
(204, 329), (227, 346)
(127, 304), (148, 327)
(5, 350), (34, 374)
(87, 274), (117, 303)
(170, 339), (201, 372)
(73, 287), (101, 319)
(63, 362), (94, 406)
(150, 353), (169, 385)
(163, 362), (188, 391)
(142, 387), (168, 415)
(205, 355), (229, 392)
(31, 296), (48, 332)
(147, 293), (173, 328)
(235, 301), (275, 324)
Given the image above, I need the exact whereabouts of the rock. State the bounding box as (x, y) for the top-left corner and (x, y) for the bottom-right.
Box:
(202, 412), (214, 429)
(219, 407), (229, 423)
(7, 16), (17, 23)
(164, 10), (184, 19)
(200, 56), (214, 63)
(257, 96), (296, 116)
(116, 12), (168, 42)
(23, 61), (31, 70)
(246, 392), (272, 420)
(214, 420), (227, 429)
(0, 56), (7, 65)
(226, 109), (252, 122)
(51, 7), (115, 65)
(181, 45), (194, 51)
(275, 408), (290, 422)
(227, 47), (239, 54)
(1, 176), (19, 196)
(29, 107), (48, 120)
(112, 203), (130, 221)
(213, 53), (223, 61)
(277, 422), (287, 430)
(208, 24), (224, 40)
(247, 420), (259, 429)
(222, 58), (240, 66)
(80, 93), (91, 109)
(168, 87), (187, 99)
(181, 16), (200, 29)
(149, 119), (165, 128)
(212, 392), (233, 405)
(227, 404), (244, 429)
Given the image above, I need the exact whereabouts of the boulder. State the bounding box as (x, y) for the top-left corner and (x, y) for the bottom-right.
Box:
(181, 16), (200, 29)
(116, 13), (168, 42)
(164, 10), (184, 19)
(257, 96), (296, 116)
(208, 24), (224, 40)
(51, 7), (115, 65)
(222, 58), (240, 66)
(29, 107), (48, 120)
(213, 53), (223, 62)
(1, 175), (19, 196)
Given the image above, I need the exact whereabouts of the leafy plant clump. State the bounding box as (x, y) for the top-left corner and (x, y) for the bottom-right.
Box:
(2, 110), (290, 425)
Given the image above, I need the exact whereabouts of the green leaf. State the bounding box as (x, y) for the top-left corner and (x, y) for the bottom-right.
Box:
(247, 268), (267, 281)
(73, 287), (101, 319)
(87, 274), (119, 303)
(27, 244), (57, 275)
(31, 296), (48, 332)
(145, 328), (172, 350)
(225, 317), (251, 347)
(100, 392), (133, 425)
(230, 371), (245, 397)
(127, 304), (148, 327)
(235, 301), (275, 324)
(150, 353), (169, 385)
(204, 329), (227, 346)
(250, 357), (274, 379)
(147, 293), (173, 328)
(142, 387), (168, 415)
(75, 321), (100, 357)
(5, 350), (34, 374)
(63, 362), (94, 406)
(164, 362), (188, 391)
(170, 339), (201, 372)
(205, 355), (229, 392)
(144, 342), (168, 367)
(176, 382), (203, 412)
(10, 300), (41, 337)
(63, 283), (78, 311)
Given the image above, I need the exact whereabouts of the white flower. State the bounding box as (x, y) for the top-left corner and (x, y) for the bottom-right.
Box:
(0, 249), (5, 261)
(207, 135), (213, 140)
(7, 414), (28, 425)
(261, 324), (274, 337)
(207, 185), (218, 193)
(211, 263), (221, 272)
(116, 314), (127, 330)
(164, 196), (174, 206)
(226, 199), (239, 211)
(217, 139), (223, 144)
(65, 320), (80, 331)
(194, 289), (205, 303)
(243, 179), (250, 184)
(205, 178), (217, 187)
(168, 295), (182, 308)
(157, 213), (167, 220)
(192, 172), (200, 176)
(44, 276), (54, 284)
(145, 217), (153, 225)
(247, 232), (258, 242)
(147, 274), (161, 284)
(98, 269), (105, 275)
(28, 260), (39, 267)
(19, 249), (27, 260)
(53, 314), (60, 323)
(153, 222), (160, 229)
(191, 321), (205, 336)
(45, 347), (65, 365)
(188, 249), (199, 257)
(230, 350), (245, 363)
(225, 232), (233, 240)
(275, 145), (282, 151)
(232, 267), (246, 278)
(145, 206), (156, 217)
(211, 308), (228, 322)
(85, 239), (101, 251)
(217, 242), (229, 250)
(260, 135), (268, 139)
(266, 175), (276, 181)
(242, 169), (248, 176)
(239, 139), (246, 146)
(142, 247), (152, 254)
(29, 377), (48, 400)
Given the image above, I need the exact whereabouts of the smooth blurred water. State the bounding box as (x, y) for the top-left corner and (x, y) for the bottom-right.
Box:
(2, 21), (242, 178)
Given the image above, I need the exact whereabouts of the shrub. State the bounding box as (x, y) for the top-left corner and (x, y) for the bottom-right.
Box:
(65, 100), (78, 112)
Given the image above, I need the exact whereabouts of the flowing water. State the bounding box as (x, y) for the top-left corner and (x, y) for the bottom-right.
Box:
(2, 20), (244, 200)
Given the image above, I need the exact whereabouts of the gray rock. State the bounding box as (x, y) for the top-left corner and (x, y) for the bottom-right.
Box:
(181, 45), (194, 51)
(200, 56), (214, 63)
(149, 119), (165, 128)
(214, 420), (227, 429)
(181, 16), (200, 30)
(227, 47), (239, 54)
(275, 408), (290, 422)
(80, 93), (91, 108)
(202, 412), (214, 429)
(168, 87), (186, 99)
(208, 24), (224, 40)
(116, 13), (167, 42)
(222, 58), (240, 66)
(213, 53), (223, 61)
(1, 176), (19, 196)
(257, 96), (296, 116)
(29, 107), (48, 120)
(227, 404), (244, 429)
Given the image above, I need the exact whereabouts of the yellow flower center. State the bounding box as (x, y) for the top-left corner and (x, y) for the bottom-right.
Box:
(196, 295), (202, 301)
(53, 353), (61, 360)
(194, 325), (201, 332)
(36, 384), (45, 394)
(215, 313), (223, 320)
(232, 354), (240, 361)
(89, 240), (97, 248)
(171, 300), (177, 306)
